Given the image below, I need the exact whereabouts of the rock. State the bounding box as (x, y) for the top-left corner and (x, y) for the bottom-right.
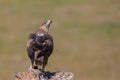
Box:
(15, 69), (74, 80)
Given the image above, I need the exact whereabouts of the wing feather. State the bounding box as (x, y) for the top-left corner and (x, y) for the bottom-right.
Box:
(27, 33), (36, 59)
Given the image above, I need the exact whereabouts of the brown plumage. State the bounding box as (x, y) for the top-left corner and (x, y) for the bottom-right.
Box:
(27, 20), (53, 71)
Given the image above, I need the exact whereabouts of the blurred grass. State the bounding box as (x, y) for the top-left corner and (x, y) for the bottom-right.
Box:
(0, 0), (120, 80)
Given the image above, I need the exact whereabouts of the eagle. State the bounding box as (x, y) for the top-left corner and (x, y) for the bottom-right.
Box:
(27, 20), (53, 71)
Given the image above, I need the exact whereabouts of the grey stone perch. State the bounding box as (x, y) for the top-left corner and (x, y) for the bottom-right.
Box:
(15, 69), (74, 80)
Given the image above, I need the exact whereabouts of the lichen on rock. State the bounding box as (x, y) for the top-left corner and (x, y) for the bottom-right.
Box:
(15, 69), (74, 80)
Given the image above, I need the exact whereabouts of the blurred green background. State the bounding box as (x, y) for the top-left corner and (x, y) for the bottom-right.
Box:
(0, 0), (120, 80)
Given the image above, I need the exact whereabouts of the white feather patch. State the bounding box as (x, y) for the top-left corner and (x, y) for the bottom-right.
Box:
(37, 33), (44, 36)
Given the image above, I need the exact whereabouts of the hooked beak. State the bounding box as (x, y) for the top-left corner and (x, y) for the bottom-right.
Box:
(44, 20), (52, 27)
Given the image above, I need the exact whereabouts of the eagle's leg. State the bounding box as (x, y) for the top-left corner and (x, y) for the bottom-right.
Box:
(34, 51), (41, 69)
(42, 56), (48, 71)
(31, 59), (34, 68)
(29, 59), (34, 70)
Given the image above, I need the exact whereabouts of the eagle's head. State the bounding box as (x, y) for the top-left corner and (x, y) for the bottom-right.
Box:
(40, 20), (52, 32)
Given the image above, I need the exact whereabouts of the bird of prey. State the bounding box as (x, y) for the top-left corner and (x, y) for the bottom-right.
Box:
(27, 20), (53, 71)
